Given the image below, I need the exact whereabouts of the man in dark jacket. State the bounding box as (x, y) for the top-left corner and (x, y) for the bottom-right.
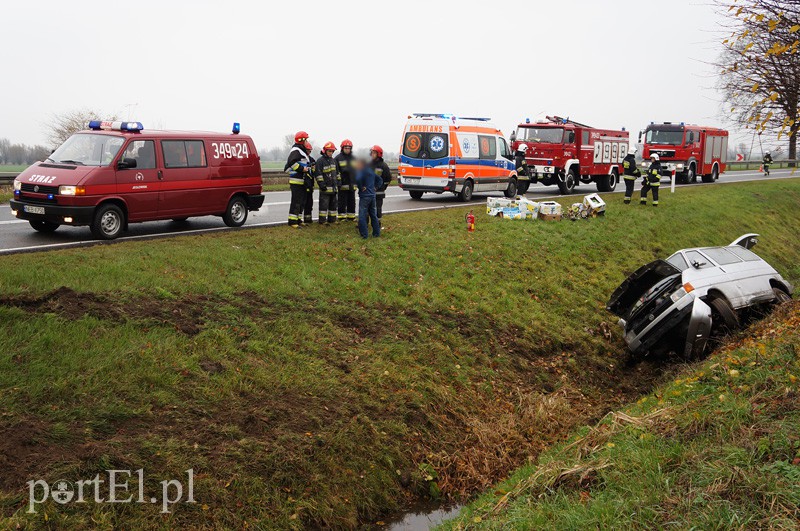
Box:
(355, 159), (383, 239)
(284, 131), (311, 227)
(763, 151), (773, 176)
(369, 145), (392, 224)
(335, 139), (357, 221)
(640, 153), (661, 207)
(515, 143), (531, 194)
(315, 142), (339, 224)
(622, 147), (641, 204)
(303, 141), (316, 225)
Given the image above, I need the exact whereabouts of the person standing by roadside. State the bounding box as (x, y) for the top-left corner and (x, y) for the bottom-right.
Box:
(335, 139), (357, 221)
(762, 151), (773, 176)
(369, 145), (392, 225)
(284, 131), (311, 227)
(515, 143), (531, 194)
(640, 153), (661, 207)
(315, 142), (339, 224)
(303, 141), (316, 226)
(355, 158), (383, 239)
(622, 147), (641, 204)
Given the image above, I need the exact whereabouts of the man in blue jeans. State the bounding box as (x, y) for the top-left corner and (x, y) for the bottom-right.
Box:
(355, 159), (383, 239)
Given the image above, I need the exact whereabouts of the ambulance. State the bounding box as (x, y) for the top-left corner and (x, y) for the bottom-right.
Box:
(10, 121), (265, 240)
(397, 114), (518, 201)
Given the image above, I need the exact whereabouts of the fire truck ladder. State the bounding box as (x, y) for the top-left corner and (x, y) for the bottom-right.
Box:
(546, 116), (594, 128)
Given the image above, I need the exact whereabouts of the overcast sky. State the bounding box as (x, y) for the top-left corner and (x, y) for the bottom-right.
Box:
(2, 0), (748, 152)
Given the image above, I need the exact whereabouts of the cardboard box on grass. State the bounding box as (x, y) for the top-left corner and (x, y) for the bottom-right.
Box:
(538, 201), (563, 221)
(583, 193), (606, 216)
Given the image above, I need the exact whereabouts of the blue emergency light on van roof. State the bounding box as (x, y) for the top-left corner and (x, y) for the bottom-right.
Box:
(88, 120), (144, 132)
(232, 122), (241, 134)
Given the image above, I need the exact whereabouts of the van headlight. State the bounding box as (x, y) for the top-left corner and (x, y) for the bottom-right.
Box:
(59, 185), (86, 196)
(670, 282), (695, 303)
(13, 180), (21, 191)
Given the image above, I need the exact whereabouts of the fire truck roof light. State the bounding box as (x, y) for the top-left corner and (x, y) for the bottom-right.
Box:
(525, 118), (530, 124)
(232, 122), (240, 134)
(680, 122), (685, 125)
(88, 120), (144, 132)
(650, 121), (655, 125)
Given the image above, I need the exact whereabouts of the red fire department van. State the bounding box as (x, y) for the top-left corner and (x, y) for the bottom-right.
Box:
(639, 122), (728, 184)
(510, 116), (629, 195)
(10, 121), (264, 240)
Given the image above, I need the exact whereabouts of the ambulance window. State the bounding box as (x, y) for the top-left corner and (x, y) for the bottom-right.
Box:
(478, 135), (496, 159)
(498, 137), (511, 158)
(120, 140), (156, 170)
(403, 133), (423, 158)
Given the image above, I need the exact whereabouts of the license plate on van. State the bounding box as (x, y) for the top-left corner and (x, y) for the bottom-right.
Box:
(405, 178), (420, 184)
(24, 205), (45, 215)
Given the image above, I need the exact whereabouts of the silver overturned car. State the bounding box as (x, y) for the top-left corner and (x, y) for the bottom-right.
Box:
(607, 234), (794, 358)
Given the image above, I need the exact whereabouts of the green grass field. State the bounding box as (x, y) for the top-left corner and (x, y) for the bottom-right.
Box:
(0, 164), (28, 173)
(0, 179), (798, 529)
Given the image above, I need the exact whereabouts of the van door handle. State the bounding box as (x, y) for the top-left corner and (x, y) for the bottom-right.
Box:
(157, 170), (163, 180)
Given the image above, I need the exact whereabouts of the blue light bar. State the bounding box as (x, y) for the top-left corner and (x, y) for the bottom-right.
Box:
(88, 120), (144, 132)
(232, 122), (241, 134)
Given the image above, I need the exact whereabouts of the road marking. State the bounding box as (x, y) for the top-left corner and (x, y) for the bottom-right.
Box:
(0, 219), (27, 225)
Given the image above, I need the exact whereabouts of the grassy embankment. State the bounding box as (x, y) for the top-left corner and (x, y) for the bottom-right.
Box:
(445, 301), (800, 529)
(0, 179), (798, 529)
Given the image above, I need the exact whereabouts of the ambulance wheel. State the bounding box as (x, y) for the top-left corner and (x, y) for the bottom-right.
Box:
(29, 220), (60, 233)
(91, 203), (125, 240)
(223, 195), (248, 227)
(503, 178), (517, 198)
(558, 169), (577, 195)
(459, 180), (474, 201)
(517, 181), (530, 194)
(409, 191), (424, 200)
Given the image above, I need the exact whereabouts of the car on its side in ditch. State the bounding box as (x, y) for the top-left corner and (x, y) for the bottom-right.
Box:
(606, 234), (793, 358)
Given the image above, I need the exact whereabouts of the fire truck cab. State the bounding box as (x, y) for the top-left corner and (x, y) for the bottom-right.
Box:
(640, 122), (728, 184)
(510, 116), (629, 195)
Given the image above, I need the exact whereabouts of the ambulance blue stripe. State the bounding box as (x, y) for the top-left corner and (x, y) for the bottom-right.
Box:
(399, 155), (511, 169)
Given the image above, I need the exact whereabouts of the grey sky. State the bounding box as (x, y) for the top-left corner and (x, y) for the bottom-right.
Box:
(2, 0), (743, 152)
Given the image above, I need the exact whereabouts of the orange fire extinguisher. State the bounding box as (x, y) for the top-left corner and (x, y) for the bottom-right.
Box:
(465, 210), (475, 232)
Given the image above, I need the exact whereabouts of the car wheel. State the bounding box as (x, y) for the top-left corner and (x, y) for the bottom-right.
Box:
(503, 178), (517, 198)
(709, 297), (739, 336)
(557, 169), (577, 195)
(90, 203), (125, 240)
(459, 180), (474, 201)
(409, 191), (424, 200)
(29, 220), (60, 233)
(223, 196), (248, 227)
(773, 287), (791, 304)
(517, 181), (530, 194)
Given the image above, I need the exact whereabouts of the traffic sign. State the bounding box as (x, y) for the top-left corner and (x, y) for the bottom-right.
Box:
(735, 153), (745, 162)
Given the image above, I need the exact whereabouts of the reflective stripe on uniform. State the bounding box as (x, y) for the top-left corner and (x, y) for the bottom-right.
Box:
(289, 178), (305, 185)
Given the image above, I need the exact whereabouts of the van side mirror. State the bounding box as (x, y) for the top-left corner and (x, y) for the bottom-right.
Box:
(691, 260), (707, 269)
(638, 131), (643, 143)
(117, 157), (137, 169)
(509, 131), (516, 142)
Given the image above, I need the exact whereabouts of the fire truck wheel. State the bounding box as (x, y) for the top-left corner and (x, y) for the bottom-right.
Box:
(91, 203), (125, 240)
(701, 171), (714, 183)
(517, 181), (530, 194)
(29, 220), (60, 233)
(713, 166), (720, 180)
(597, 171), (618, 192)
(558, 169), (577, 195)
(503, 178), (517, 198)
(686, 165), (696, 183)
(409, 191), (424, 200)
(223, 195), (249, 227)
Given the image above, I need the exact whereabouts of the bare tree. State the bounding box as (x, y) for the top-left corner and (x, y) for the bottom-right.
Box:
(716, 0), (800, 164)
(44, 109), (118, 148)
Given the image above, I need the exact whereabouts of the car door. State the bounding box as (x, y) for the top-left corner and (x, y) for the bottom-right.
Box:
(497, 137), (514, 183)
(477, 134), (498, 189)
(160, 140), (213, 217)
(115, 139), (160, 220)
(684, 249), (745, 307)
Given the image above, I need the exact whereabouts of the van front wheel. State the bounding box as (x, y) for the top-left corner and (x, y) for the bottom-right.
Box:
(91, 204), (125, 240)
(504, 178), (517, 198)
(459, 180), (474, 202)
(29, 220), (60, 233)
(223, 196), (248, 227)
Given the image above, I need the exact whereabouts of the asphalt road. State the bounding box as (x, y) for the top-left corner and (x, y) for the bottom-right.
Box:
(0, 169), (796, 255)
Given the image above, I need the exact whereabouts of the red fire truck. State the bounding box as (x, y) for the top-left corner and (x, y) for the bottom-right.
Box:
(639, 122), (728, 184)
(510, 116), (629, 195)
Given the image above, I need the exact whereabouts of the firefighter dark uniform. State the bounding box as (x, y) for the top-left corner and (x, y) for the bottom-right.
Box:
(515, 151), (532, 194)
(303, 143), (316, 225)
(762, 152), (773, 176)
(370, 146), (392, 221)
(335, 146), (356, 220)
(622, 152), (641, 204)
(284, 141), (312, 227)
(640, 158), (661, 206)
(314, 147), (339, 224)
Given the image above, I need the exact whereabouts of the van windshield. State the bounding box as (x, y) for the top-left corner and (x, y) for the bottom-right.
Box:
(51, 133), (125, 166)
(516, 127), (563, 144)
(403, 132), (449, 159)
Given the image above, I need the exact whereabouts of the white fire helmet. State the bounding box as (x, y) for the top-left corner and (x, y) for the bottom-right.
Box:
(650, 153), (660, 161)
(630, 146), (638, 155)
(519, 143), (528, 152)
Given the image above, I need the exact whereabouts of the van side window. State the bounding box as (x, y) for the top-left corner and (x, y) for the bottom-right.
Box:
(120, 140), (155, 169)
(498, 137), (511, 159)
(162, 140), (207, 168)
(478, 135), (496, 159)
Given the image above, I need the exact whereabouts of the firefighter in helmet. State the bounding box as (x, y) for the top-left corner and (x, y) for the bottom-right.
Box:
(303, 141), (316, 225)
(369, 145), (392, 224)
(640, 153), (661, 207)
(335, 139), (357, 220)
(284, 131), (312, 227)
(515, 143), (531, 194)
(622, 146), (641, 204)
(315, 142), (339, 224)
(762, 151), (773, 176)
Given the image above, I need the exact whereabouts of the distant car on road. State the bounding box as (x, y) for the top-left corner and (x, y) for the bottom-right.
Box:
(606, 234), (793, 358)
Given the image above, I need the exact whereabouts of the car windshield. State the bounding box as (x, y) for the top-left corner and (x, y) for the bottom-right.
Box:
(50, 133), (125, 166)
(645, 128), (684, 146)
(516, 127), (564, 143)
